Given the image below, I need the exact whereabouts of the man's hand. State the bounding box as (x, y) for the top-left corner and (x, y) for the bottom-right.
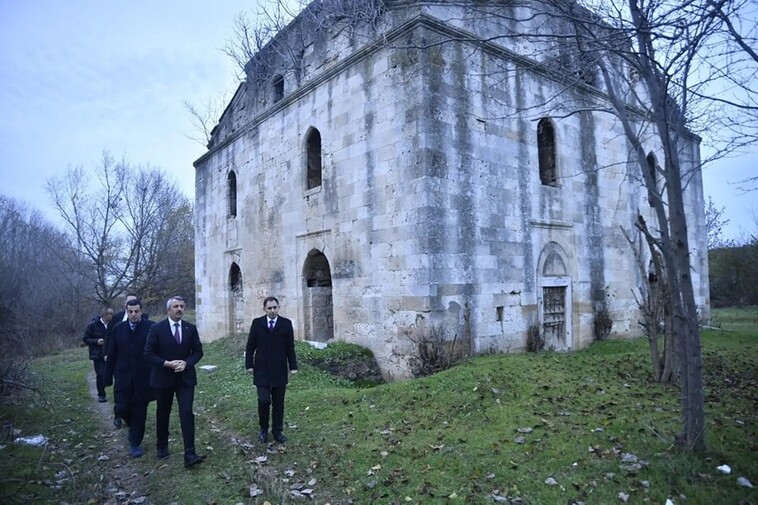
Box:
(246, 368), (254, 374)
(164, 360), (187, 372)
(97, 338), (104, 345)
(291, 370), (298, 375)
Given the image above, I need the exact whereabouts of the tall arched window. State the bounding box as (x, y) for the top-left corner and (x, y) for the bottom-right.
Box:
(273, 75), (284, 103)
(306, 127), (322, 190)
(646, 152), (659, 207)
(537, 118), (558, 186)
(227, 171), (237, 217)
(230, 262), (242, 292)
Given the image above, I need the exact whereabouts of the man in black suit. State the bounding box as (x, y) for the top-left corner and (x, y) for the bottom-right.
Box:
(108, 293), (148, 428)
(104, 298), (155, 458)
(245, 296), (298, 444)
(144, 296), (204, 468)
(83, 307), (113, 402)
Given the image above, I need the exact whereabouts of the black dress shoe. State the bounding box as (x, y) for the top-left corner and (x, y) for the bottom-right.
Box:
(113, 417), (122, 428)
(184, 452), (204, 468)
(273, 432), (287, 443)
(98, 395), (107, 403)
(258, 430), (268, 443)
(157, 447), (170, 459)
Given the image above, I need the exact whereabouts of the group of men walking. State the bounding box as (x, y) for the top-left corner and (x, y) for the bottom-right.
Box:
(83, 294), (298, 469)
(83, 294), (204, 467)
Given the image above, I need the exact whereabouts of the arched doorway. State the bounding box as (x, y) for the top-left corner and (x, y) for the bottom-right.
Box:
(229, 262), (245, 334)
(537, 243), (573, 350)
(302, 250), (333, 342)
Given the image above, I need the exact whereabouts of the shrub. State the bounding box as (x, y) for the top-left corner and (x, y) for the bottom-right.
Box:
(594, 306), (614, 341)
(406, 324), (463, 377)
(526, 322), (544, 352)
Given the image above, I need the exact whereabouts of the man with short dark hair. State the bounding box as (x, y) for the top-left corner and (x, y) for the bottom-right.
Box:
(83, 307), (113, 402)
(108, 293), (147, 428)
(144, 296), (204, 468)
(105, 298), (155, 458)
(246, 296), (298, 444)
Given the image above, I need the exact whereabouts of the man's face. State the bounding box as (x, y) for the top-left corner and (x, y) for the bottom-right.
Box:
(264, 301), (279, 319)
(103, 311), (113, 323)
(168, 300), (185, 321)
(127, 305), (142, 324)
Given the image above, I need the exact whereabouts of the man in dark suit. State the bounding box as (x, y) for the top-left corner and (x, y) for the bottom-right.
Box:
(144, 296), (204, 468)
(108, 293), (148, 428)
(104, 298), (154, 458)
(245, 296), (298, 444)
(83, 307), (113, 402)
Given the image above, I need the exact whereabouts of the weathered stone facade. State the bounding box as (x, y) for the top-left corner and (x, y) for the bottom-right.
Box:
(194, 0), (709, 378)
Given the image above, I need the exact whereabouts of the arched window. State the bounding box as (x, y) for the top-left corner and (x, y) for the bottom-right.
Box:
(227, 171), (237, 217)
(646, 152), (659, 207)
(306, 128), (322, 190)
(273, 75), (284, 103)
(537, 118), (558, 186)
(230, 262), (242, 292)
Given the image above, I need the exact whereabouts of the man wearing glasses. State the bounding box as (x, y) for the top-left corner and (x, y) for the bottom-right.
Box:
(245, 296), (298, 443)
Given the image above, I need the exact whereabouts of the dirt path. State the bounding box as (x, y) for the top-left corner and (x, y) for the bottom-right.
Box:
(86, 372), (155, 505)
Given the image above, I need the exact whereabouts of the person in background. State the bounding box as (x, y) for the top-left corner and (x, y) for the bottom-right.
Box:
(105, 298), (155, 458)
(111, 293), (150, 326)
(245, 296), (298, 444)
(83, 307), (113, 403)
(144, 296), (204, 468)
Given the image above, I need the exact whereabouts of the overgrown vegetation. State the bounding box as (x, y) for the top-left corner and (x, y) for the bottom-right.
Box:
(298, 341), (383, 385)
(1, 307), (755, 504)
(406, 324), (464, 378)
(526, 321), (544, 352)
(594, 306), (613, 341)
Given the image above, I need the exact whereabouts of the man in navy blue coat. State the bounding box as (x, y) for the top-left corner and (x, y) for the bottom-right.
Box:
(245, 296), (298, 444)
(104, 298), (154, 458)
(144, 296), (204, 468)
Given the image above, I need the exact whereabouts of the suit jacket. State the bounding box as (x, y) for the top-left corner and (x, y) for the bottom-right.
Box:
(245, 315), (298, 388)
(105, 319), (155, 402)
(106, 311), (149, 358)
(144, 318), (203, 389)
(83, 318), (112, 360)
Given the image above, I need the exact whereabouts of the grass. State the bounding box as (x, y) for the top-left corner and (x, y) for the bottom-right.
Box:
(1, 309), (756, 504)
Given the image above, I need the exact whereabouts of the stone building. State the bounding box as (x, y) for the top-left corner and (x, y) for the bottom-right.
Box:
(194, 0), (709, 378)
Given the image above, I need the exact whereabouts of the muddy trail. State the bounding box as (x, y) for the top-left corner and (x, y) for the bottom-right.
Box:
(85, 373), (156, 505)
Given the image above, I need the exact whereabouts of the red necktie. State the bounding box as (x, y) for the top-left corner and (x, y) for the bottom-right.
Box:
(173, 323), (181, 343)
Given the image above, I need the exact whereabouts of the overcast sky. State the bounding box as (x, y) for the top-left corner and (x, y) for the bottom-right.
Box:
(0, 1), (755, 241)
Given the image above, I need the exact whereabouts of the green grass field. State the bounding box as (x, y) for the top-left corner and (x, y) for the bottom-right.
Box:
(1, 309), (755, 504)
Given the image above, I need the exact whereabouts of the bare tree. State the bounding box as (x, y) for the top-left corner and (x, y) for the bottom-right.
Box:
(47, 151), (195, 309)
(0, 196), (91, 357)
(704, 195), (730, 249)
(540, 0), (757, 452)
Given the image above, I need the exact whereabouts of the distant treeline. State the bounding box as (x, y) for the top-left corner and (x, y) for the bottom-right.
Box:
(1, 154), (195, 359)
(709, 240), (758, 308)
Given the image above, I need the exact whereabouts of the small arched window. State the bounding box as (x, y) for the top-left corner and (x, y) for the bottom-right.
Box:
(306, 128), (322, 190)
(646, 152), (659, 207)
(227, 171), (237, 217)
(273, 75), (284, 103)
(537, 118), (558, 186)
(230, 262), (242, 292)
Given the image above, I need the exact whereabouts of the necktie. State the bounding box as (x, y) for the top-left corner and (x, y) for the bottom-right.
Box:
(268, 320), (275, 332)
(129, 322), (136, 332)
(173, 323), (181, 343)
